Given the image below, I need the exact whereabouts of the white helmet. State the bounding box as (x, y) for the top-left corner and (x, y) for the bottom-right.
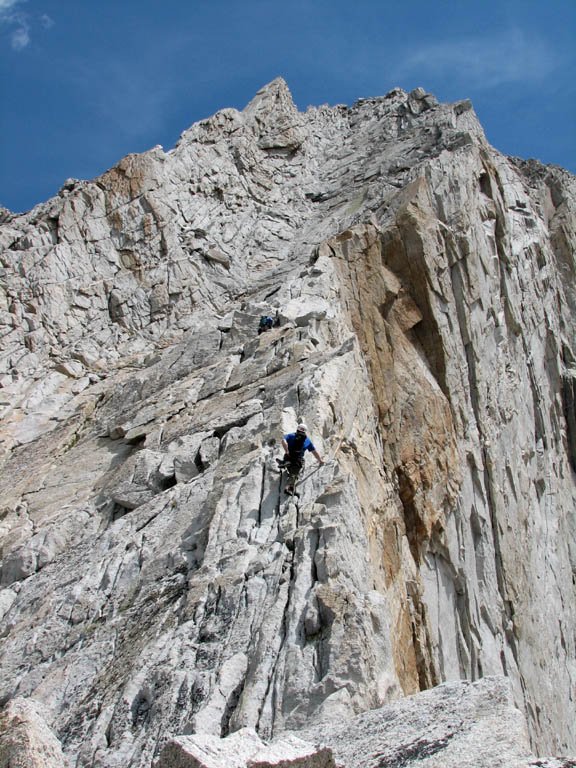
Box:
(297, 423), (307, 433)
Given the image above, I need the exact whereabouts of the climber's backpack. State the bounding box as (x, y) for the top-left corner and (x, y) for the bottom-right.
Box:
(259, 315), (273, 330)
(289, 430), (307, 457)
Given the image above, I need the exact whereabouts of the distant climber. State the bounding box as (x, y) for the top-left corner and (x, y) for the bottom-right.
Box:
(277, 423), (324, 494)
(258, 315), (274, 334)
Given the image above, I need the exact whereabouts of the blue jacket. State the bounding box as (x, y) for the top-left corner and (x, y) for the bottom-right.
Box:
(284, 433), (315, 455)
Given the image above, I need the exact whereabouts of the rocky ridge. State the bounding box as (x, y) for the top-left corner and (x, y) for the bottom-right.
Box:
(0, 78), (575, 767)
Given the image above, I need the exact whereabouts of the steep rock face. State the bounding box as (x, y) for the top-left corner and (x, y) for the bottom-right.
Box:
(0, 79), (575, 767)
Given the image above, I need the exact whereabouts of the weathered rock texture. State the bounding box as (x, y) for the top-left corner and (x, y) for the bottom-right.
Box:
(155, 728), (334, 768)
(0, 78), (575, 767)
(298, 676), (576, 768)
(0, 697), (68, 767)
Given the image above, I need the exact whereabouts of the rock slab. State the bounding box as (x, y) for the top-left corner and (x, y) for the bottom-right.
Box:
(155, 728), (335, 768)
(0, 698), (67, 768)
(298, 676), (576, 768)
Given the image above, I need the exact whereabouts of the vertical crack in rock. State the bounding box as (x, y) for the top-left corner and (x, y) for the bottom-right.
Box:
(449, 254), (516, 665)
(562, 372), (576, 471)
(256, 543), (297, 737)
(219, 676), (246, 738)
(257, 462), (266, 526)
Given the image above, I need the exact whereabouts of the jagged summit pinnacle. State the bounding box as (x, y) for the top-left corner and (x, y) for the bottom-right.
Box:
(242, 76), (294, 113)
(240, 76), (304, 151)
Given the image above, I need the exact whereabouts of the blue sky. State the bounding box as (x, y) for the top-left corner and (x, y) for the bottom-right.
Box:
(1, 0), (574, 213)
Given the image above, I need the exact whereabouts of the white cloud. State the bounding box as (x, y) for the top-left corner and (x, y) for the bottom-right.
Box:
(0, 0), (23, 12)
(11, 20), (28, 48)
(1, 1), (54, 51)
(393, 29), (558, 89)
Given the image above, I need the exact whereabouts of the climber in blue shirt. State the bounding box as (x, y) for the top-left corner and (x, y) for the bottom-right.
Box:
(258, 315), (274, 334)
(277, 423), (324, 494)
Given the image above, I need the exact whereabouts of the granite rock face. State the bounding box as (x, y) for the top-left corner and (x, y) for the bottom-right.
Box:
(297, 676), (576, 768)
(0, 697), (68, 767)
(0, 78), (575, 767)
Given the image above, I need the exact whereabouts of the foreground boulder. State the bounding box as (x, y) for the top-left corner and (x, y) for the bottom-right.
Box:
(155, 728), (334, 768)
(0, 698), (67, 768)
(298, 676), (576, 768)
(154, 677), (576, 768)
